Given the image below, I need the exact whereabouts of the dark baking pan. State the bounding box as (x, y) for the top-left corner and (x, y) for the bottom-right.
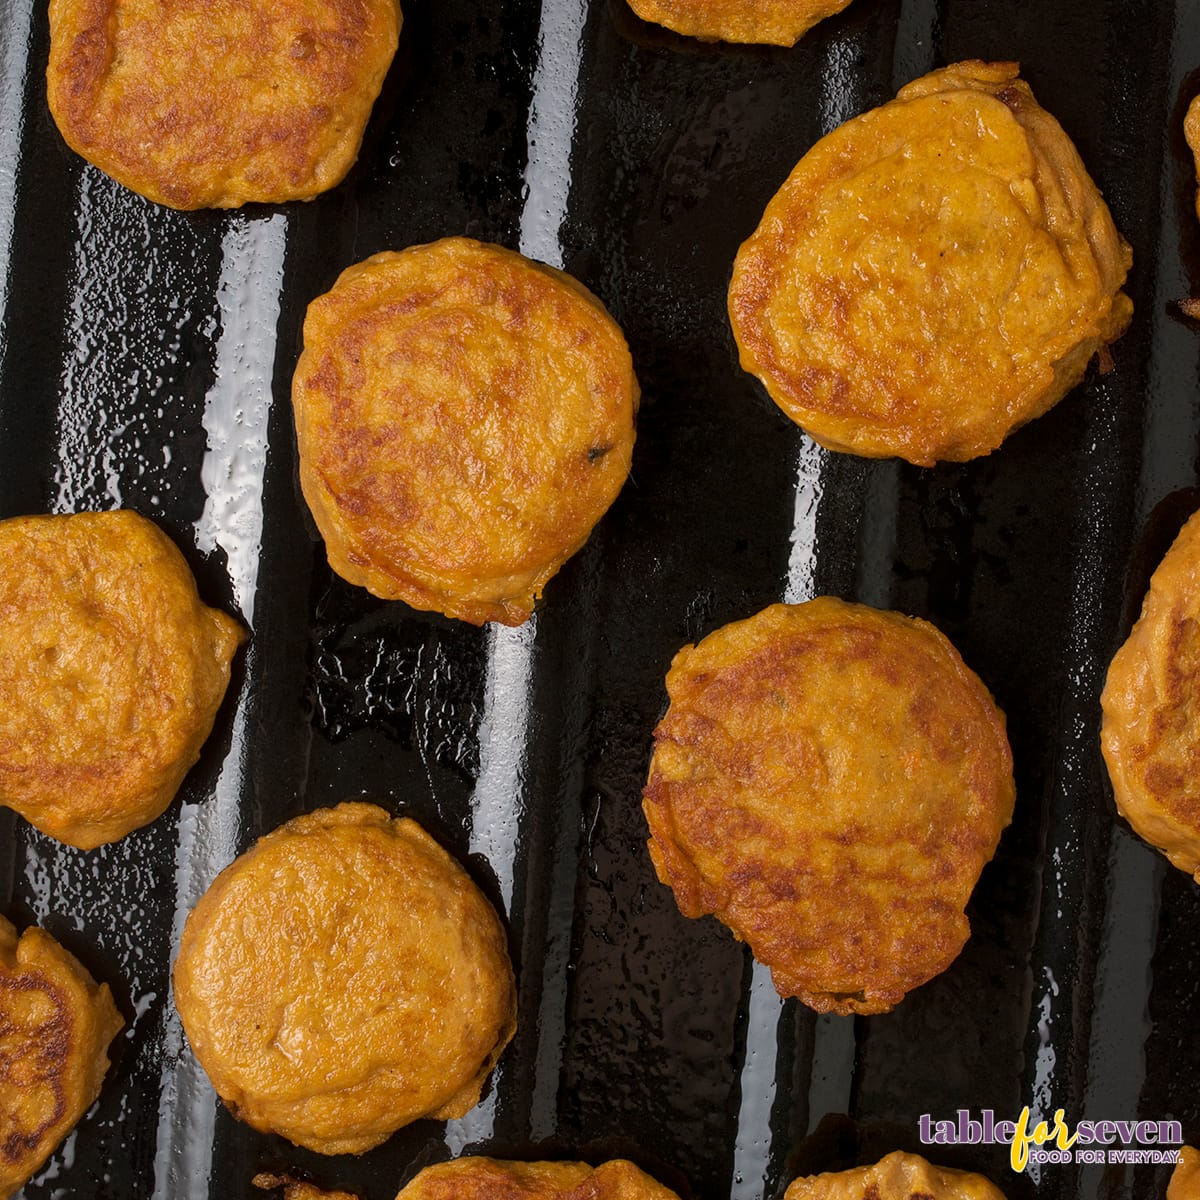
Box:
(1, 0), (1197, 1197)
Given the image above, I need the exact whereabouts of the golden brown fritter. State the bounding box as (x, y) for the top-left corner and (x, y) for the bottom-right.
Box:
(174, 803), (517, 1155)
(254, 1174), (360, 1200)
(394, 1157), (682, 1200)
(0, 510), (245, 849)
(46, 0), (401, 209)
(728, 60), (1132, 465)
(642, 598), (1015, 1015)
(292, 237), (639, 626)
(1101, 509), (1200, 880)
(1185, 97), (1200, 224)
(1169, 1147), (1200, 1200)
(0, 915), (123, 1200)
(783, 1151), (1007, 1200)
(625, 0), (852, 46)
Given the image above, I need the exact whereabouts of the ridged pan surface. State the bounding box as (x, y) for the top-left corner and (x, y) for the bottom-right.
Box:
(0, 1), (1197, 1198)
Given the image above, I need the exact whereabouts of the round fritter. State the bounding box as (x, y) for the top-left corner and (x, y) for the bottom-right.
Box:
(174, 802), (517, 1155)
(292, 237), (639, 626)
(728, 60), (1132, 465)
(0, 915), (123, 1200)
(46, 0), (401, 209)
(642, 597), (1015, 1016)
(394, 1157), (681, 1200)
(0, 511), (245, 850)
(783, 1152), (1007, 1200)
(1101, 508), (1200, 880)
(1170, 1147), (1200, 1200)
(625, 0), (852, 46)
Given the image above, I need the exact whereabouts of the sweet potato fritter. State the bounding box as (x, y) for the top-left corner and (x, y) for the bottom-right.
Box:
(783, 1152), (1007, 1200)
(0, 915), (123, 1200)
(174, 803), (517, 1156)
(625, 0), (852, 46)
(292, 237), (638, 626)
(642, 598), (1015, 1015)
(0, 511), (245, 849)
(1101, 509), (1200, 880)
(728, 60), (1132, 465)
(1186, 97), (1200, 224)
(46, 0), (401, 209)
(394, 1157), (682, 1200)
(1169, 1147), (1200, 1200)
(254, 1174), (360, 1200)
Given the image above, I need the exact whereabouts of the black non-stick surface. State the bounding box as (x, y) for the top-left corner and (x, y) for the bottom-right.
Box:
(1, 1), (1198, 1197)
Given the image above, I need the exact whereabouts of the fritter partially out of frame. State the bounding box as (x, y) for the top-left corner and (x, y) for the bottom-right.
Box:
(292, 237), (638, 625)
(783, 1151), (1007, 1200)
(642, 598), (1015, 1015)
(394, 1157), (682, 1200)
(46, 0), (401, 209)
(1185, 98), (1200, 224)
(1101, 509), (1200, 880)
(625, 0), (852, 46)
(254, 1175), (360, 1200)
(1169, 1147), (1200, 1199)
(1180, 98), (1200, 321)
(0, 915), (123, 1200)
(174, 803), (516, 1155)
(0, 510), (245, 849)
(728, 61), (1132, 465)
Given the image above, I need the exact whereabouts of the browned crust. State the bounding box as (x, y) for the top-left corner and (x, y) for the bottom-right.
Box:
(728, 60), (1132, 465)
(0, 915), (123, 1198)
(174, 803), (517, 1155)
(1186, 96), (1200, 227)
(1101, 509), (1200, 879)
(625, 0), (853, 46)
(783, 1151), (1008, 1200)
(46, 0), (401, 209)
(0, 510), (246, 849)
(394, 1158), (682, 1200)
(292, 237), (638, 626)
(642, 598), (1014, 1015)
(253, 1174), (360, 1200)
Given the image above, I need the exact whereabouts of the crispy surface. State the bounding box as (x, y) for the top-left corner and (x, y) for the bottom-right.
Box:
(254, 1174), (359, 1200)
(293, 238), (638, 626)
(0, 915), (123, 1200)
(394, 1157), (681, 1200)
(783, 1151), (1007, 1200)
(728, 60), (1132, 465)
(642, 598), (1015, 1015)
(1186, 97), (1200, 224)
(625, 0), (851, 46)
(1101, 509), (1200, 880)
(0, 511), (245, 849)
(1169, 1147), (1200, 1200)
(174, 803), (517, 1155)
(46, 0), (400, 209)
